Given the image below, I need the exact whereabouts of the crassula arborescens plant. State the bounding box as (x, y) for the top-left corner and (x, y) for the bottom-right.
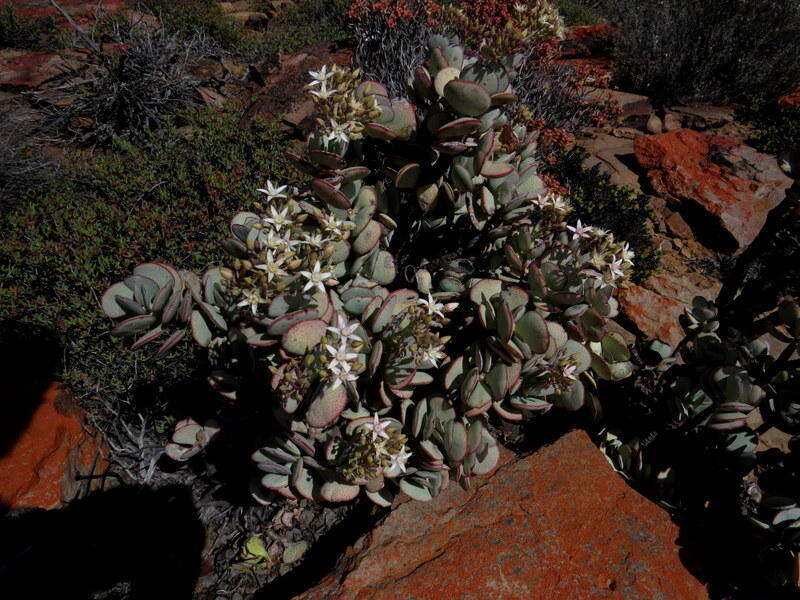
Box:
(602, 298), (800, 590)
(103, 174), (484, 505)
(102, 35), (636, 506)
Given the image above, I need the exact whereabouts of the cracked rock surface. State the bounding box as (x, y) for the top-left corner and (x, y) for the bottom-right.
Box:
(295, 430), (708, 600)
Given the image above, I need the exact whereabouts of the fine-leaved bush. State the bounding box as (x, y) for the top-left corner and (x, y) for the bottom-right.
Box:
(33, 20), (211, 145)
(601, 0), (800, 103)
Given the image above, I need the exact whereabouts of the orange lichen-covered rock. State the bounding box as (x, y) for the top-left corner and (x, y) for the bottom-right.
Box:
(0, 382), (105, 510)
(619, 249), (721, 347)
(0, 49), (66, 89)
(778, 88), (800, 108)
(634, 129), (791, 250)
(296, 430), (708, 600)
(619, 284), (686, 348)
(565, 24), (613, 43)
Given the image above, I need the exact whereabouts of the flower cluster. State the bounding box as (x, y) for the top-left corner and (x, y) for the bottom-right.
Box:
(334, 415), (412, 481)
(228, 184), (344, 315)
(308, 64), (381, 144)
(444, 0), (566, 59)
(523, 193), (635, 287)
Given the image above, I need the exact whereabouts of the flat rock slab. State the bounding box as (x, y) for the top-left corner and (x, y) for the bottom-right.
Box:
(0, 45), (125, 90)
(296, 431), (708, 600)
(582, 87), (652, 121)
(620, 249), (722, 347)
(667, 105), (734, 130)
(0, 49), (68, 89)
(634, 129), (792, 250)
(579, 132), (643, 192)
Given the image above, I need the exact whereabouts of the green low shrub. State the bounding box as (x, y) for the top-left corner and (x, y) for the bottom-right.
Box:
(740, 100), (800, 155)
(554, 0), (601, 26)
(0, 103), (297, 415)
(543, 147), (659, 282)
(263, 0), (350, 52)
(0, 117), (53, 209)
(137, 0), (349, 63)
(0, 6), (63, 50)
(138, 0), (241, 48)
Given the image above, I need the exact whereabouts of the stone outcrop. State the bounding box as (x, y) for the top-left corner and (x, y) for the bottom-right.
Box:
(634, 129), (792, 250)
(578, 131), (643, 192)
(296, 431), (708, 600)
(583, 87), (652, 121)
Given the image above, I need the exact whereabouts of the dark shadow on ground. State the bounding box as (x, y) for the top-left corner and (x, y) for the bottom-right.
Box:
(717, 182), (800, 332)
(253, 498), (381, 600)
(0, 320), (62, 458)
(0, 485), (204, 599)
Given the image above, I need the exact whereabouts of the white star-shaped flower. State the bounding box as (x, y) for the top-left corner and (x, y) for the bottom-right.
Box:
(562, 364), (578, 381)
(326, 313), (361, 343)
(325, 341), (358, 370)
(309, 83), (338, 101)
(322, 119), (351, 145)
(531, 194), (548, 209)
(237, 289), (264, 315)
(619, 243), (635, 265)
(566, 219), (593, 241)
(308, 65), (333, 87)
(318, 212), (346, 237)
(592, 227), (610, 239)
(302, 232), (327, 248)
(261, 230), (286, 251)
(387, 449), (412, 474)
(299, 260), (333, 294)
(608, 256), (626, 280)
(256, 181), (288, 202)
(254, 250), (287, 282)
(364, 413), (392, 442)
(417, 293), (445, 319)
(328, 361), (359, 389)
(551, 195), (571, 213)
(419, 344), (446, 368)
(262, 206), (291, 232)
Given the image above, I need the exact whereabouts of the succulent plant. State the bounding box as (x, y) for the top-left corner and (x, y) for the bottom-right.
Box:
(100, 261), (213, 357)
(444, 0), (566, 60)
(601, 298), (800, 590)
(441, 204), (635, 421)
(164, 418), (220, 462)
(101, 35), (638, 508)
(299, 38), (548, 239)
(239, 535), (277, 570)
(104, 176), (477, 504)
